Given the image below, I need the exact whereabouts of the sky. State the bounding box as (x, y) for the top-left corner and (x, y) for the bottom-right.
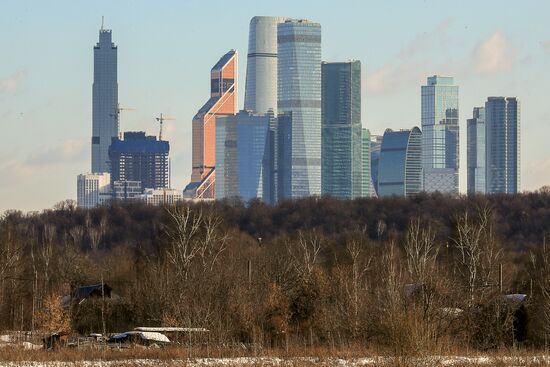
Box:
(1, 0), (550, 213)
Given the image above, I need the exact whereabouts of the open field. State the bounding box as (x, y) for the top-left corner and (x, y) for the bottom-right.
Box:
(1, 347), (550, 367)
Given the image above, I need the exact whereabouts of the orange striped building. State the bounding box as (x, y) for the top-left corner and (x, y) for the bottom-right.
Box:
(184, 50), (237, 199)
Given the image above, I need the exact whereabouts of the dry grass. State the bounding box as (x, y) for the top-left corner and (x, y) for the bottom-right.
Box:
(0, 344), (549, 366)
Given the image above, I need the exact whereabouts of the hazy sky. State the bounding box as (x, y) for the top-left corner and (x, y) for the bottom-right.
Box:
(1, 0), (549, 213)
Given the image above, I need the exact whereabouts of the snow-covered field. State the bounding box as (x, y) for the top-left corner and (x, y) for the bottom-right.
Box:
(2, 356), (550, 367)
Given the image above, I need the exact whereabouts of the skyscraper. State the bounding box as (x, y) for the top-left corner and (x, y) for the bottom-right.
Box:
(467, 107), (486, 194)
(277, 19), (322, 199)
(185, 50), (237, 199)
(321, 61), (362, 199)
(362, 128), (371, 197)
(109, 131), (170, 191)
(215, 111), (274, 204)
(91, 25), (118, 173)
(485, 97), (521, 194)
(377, 127), (423, 197)
(421, 76), (459, 193)
(370, 134), (383, 197)
(244, 16), (286, 115)
(215, 115), (239, 200)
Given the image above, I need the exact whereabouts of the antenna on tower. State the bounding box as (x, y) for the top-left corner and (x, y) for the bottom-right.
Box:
(101, 16), (104, 30)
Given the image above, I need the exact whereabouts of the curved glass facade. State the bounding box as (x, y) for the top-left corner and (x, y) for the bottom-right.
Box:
(244, 16), (286, 115)
(377, 127), (422, 197)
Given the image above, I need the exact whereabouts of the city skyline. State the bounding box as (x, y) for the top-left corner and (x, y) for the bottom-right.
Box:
(2, 0), (550, 212)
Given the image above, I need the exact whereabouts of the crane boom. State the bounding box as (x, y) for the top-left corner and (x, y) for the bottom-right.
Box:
(111, 103), (136, 139)
(155, 113), (175, 140)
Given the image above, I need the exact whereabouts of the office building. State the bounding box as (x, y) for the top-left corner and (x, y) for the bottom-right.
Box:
(467, 107), (486, 194)
(215, 115), (239, 200)
(185, 50), (237, 199)
(138, 188), (183, 206)
(112, 180), (142, 200)
(370, 134), (383, 197)
(91, 25), (118, 173)
(321, 61), (362, 199)
(216, 111), (275, 204)
(362, 128), (371, 197)
(421, 76), (459, 193)
(377, 127), (423, 197)
(277, 19), (322, 199)
(485, 97), (521, 194)
(77, 172), (112, 208)
(109, 131), (170, 191)
(244, 16), (286, 114)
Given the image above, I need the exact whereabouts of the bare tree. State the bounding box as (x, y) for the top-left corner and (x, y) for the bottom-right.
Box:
(88, 227), (102, 251)
(453, 206), (501, 304)
(41, 224), (55, 293)
(164, 206), (203, 280)
(286, 231), (322, 279)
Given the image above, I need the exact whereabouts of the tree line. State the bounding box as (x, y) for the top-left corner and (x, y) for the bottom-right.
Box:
(1, 190), (550, 353)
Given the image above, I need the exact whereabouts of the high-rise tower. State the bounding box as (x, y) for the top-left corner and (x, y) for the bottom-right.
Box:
(377, 127), (423, 197)
(467, 107), (486, 194)
(421, 76), (459, 193)
(91, 25), (118, 173)
(184, 50), (237, 199)
(321, 61), (362, 199)
(277, 19), (322, 199)
(244, 16), (286, 115)
(485, 97), (520, 194)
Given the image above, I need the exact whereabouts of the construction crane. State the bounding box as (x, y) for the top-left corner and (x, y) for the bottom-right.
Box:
(155, 113), (175, 140)
(111, 103), (136, 139)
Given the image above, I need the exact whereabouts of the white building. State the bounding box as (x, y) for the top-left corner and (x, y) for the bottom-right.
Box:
(77, 173), (111, 208)
(138, 188), (183, 206)
(244, 16), (286, 115)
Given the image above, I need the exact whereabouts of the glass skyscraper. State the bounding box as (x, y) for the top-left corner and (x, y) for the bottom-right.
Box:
(321, 61), (362, 199)
(184, 50), (237, 199)
(467, 107), (486, 194)
(277, 19), (322, 199)
(421, 76), (459, 193)
(377, 127), (423, 197)
(215, 111), (274, 204)
(370, 134), (383, 197)
(215, 115), (238, 200)
(485, 97), (521, 194)
(91, 27), (118, 173)
(362, 128), (371, 197)
(244, 16), (286, 115)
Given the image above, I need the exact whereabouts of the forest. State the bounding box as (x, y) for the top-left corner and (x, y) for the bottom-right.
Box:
(1, 189), (550, 353)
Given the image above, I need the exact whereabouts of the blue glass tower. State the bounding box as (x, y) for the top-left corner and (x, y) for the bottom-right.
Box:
(277, 19), (322, 199)
(91, 26), (118, 173)
(485, 97), (520, 194)
(321, 61), (362, 199)
(377, 128), (423, 197)
(215, 111), (275, 204)
(362, 128), (371, 197)
(421, 76), (459, 193)
(370, 134), (383, 197)
(467, 107), (486, 194)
